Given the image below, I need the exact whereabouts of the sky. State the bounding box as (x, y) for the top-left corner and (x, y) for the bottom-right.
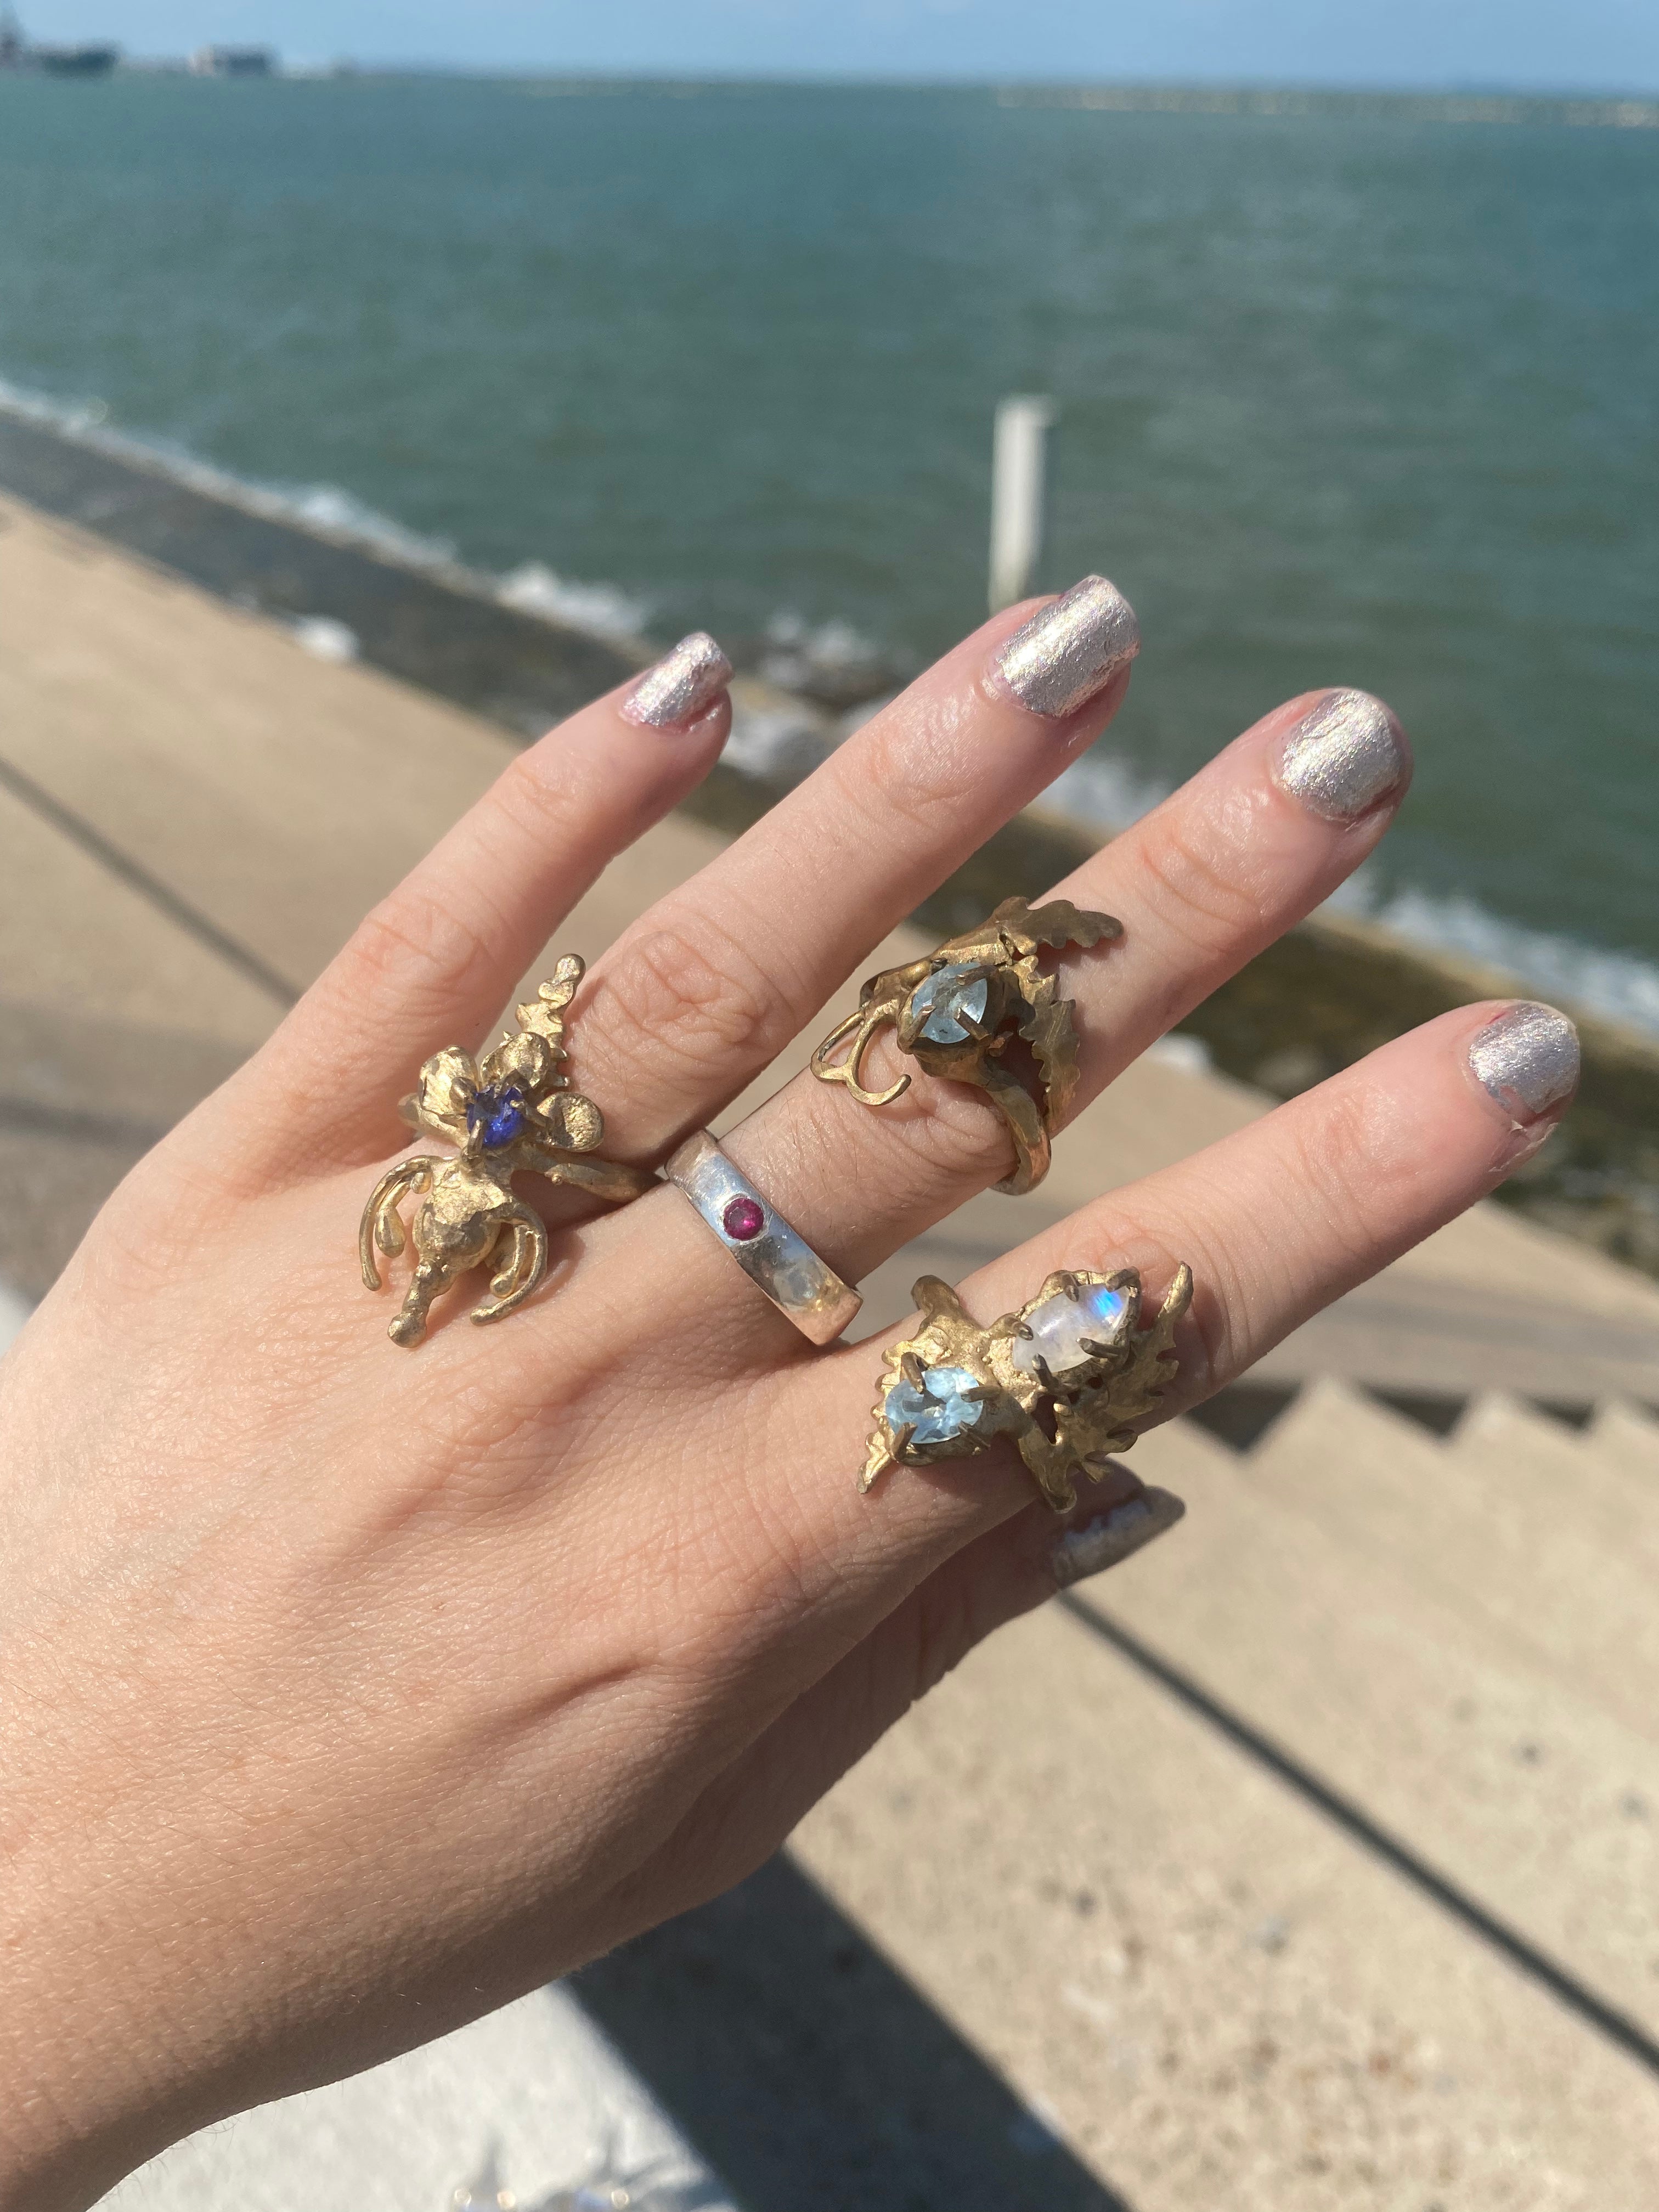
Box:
(16, 0), (1659, 92)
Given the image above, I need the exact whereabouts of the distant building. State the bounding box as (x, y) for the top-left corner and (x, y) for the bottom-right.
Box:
(189, 45), (275, 77)
(0, 9), (120, 73)
(35, 47), (119, 74)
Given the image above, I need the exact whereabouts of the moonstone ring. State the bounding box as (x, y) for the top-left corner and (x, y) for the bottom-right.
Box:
(864, 1263), (1193, 1513)
(665, 1130), (863, 1346)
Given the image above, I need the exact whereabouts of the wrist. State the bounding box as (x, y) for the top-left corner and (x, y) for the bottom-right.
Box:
(0, 1897), (173, 2212)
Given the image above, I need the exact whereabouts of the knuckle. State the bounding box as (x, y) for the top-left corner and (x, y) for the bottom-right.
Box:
(498, 746), (583, 843)
(837, 708), (969, 841)
(1283, 1082), (1404, 1260)
(1133, 811), (1269, 956)
(906, 1573), (995, 1707)
(590, 909), (804, 1084)
(343, 890), (500, 1026)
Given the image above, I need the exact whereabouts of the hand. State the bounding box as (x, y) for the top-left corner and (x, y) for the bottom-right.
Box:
(0, 588), (1577, 2211)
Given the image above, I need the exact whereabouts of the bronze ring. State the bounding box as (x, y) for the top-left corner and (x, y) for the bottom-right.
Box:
(809, 896), (1121, 1195)
(862, 1263), (1192, 1514)
(359, 956), (654, 1347)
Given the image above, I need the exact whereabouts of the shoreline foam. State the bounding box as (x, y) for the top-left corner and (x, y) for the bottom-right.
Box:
(5, 375), (1653, 1046)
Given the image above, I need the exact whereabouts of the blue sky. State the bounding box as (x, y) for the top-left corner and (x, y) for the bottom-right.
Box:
(19, 1), (1659, 91)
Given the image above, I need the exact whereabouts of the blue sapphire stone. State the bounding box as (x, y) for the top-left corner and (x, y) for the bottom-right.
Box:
(466, 1083), (527, 1150)
(884, 1364), (986, 1447)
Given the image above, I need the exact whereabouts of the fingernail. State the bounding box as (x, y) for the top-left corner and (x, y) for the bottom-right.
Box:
(990, 574), (1140, 720)
(622, 632), (733, 728)
(1052, 1486), (1184, 1589)
(1468, 1001), (1579, 1120)
(1272, 689), (1409, 822)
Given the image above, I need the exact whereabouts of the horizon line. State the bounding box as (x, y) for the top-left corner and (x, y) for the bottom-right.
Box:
(90, 62), (1659, 105)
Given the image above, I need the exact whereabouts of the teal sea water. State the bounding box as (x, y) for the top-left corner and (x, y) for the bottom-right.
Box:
(2, 75), (1656, 1024)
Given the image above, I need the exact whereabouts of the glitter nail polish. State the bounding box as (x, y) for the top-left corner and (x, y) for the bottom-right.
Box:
(991, 574), (1140, 721)
(1272, 689), (1409, 822)
(622, 631), (733, 729)
(1052, 1487), (1185, 1588)
(1468, 1002), (1580, 1120)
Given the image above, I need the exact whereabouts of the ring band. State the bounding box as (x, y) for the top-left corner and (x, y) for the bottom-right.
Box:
(809, 895), (1122, 1197)
(665, 1130), (862, 1346)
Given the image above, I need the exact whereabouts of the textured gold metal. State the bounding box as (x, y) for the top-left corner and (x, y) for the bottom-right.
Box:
(862, 1263), (1193, 1513)
(809, 895), (1121, 1195)
(359, 956), (654, 1346)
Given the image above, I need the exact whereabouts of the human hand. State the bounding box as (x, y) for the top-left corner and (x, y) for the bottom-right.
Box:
(0, 588), (1578, 2210)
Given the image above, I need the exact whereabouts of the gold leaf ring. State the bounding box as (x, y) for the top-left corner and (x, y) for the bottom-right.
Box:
(862, 1263), (1192, 1513)
(809, 896), (1121, 1195)
(358, 956), (654, 1347)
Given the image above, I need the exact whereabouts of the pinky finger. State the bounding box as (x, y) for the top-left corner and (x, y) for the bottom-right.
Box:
(593, 1469), (1183, 1942)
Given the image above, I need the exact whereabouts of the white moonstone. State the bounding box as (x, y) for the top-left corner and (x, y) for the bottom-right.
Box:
(1009, 1280), (1131, 1380)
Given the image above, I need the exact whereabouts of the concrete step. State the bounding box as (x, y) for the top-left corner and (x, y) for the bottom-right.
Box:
(1085, 1415), (1659, 2040)
(1590, 1397), (1659, 1480)
(795, 1542), (1659, 2211)
(1249, 1379), (1659, 1745)
(1454, 1389), (1659, 1589)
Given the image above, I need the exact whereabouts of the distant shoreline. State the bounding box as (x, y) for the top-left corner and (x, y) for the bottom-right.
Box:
(10, 72), (1656, 121)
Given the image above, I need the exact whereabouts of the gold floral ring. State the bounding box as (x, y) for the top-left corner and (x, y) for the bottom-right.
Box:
(358, 956), (653, 1347)
(809, 896), (1121, 1196)
(863, 1263), (1192, 1513)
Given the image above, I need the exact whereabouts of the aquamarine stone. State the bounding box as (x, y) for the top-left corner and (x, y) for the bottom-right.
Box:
(910, 961), (990, 1046)
(884, 1363), (986, 1445)
(1011, 1280), (1131, 1379)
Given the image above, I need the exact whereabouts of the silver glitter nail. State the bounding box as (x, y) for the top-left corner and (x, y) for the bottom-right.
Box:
(622, 631), (733, 729)
(1468, 1002), (1580, 1120)
(991, 574), (1140, 720)
(1272, 689), (1409, 822)
(1052, 1487), (1185, 1589)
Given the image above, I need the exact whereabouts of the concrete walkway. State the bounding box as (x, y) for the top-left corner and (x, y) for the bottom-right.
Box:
(4, 492), (1659, 2208)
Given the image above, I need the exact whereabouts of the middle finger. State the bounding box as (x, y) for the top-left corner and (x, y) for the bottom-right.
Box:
(564, 576), (1141, 1160)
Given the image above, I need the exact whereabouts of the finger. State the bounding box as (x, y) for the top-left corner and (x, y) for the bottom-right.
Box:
(595, 999), (1578, 1695)
(718, 684), (1413, 1282)
(211, 635), (736, 1177)
(559, 578), (1141, 1161)
(595, 1471), (1185, 1940)
(956, 998), (1581, 1422)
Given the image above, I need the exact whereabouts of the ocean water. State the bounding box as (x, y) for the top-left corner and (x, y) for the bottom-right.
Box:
(1, 74), (1656, 1026)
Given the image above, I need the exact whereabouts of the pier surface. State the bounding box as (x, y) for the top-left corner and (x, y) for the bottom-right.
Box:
(3, 488), (1658, 2208)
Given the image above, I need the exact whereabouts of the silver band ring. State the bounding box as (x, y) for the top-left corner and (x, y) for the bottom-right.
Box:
(665, 1130), (862, 1346)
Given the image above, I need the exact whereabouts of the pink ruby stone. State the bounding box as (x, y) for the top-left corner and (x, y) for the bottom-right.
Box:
(722, 1195), (765, 1242)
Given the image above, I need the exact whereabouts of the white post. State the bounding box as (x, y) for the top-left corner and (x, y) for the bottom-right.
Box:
(988, 394), (1054, 614)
